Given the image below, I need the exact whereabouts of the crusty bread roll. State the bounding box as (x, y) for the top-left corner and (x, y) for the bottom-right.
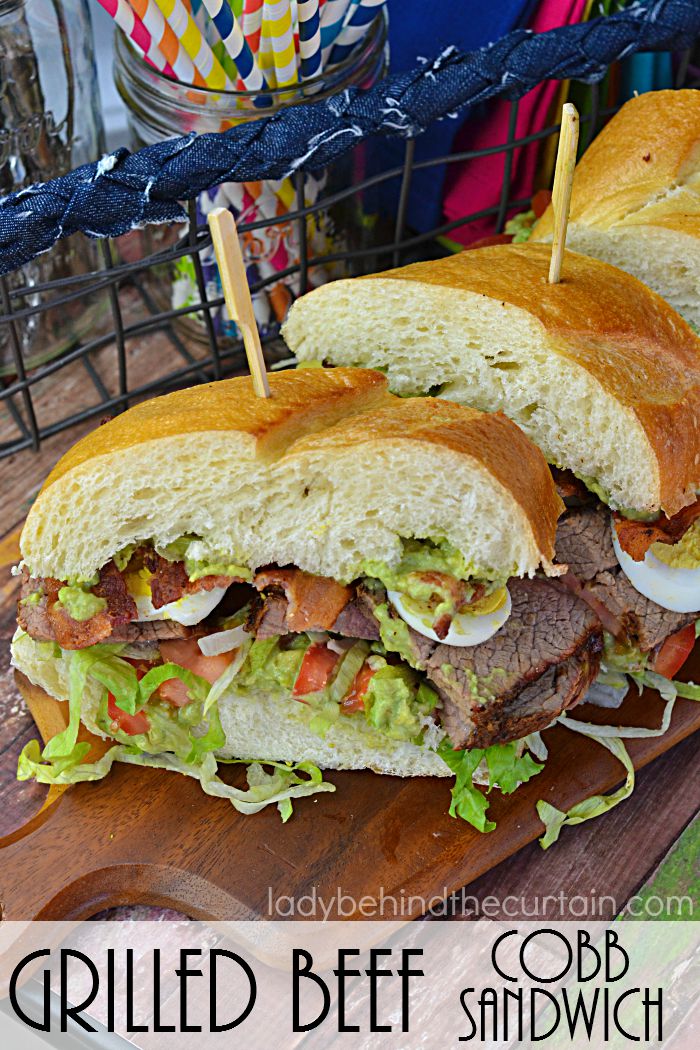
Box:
(532, 90), (700, 327)
(20, 366), (561, 584)
(11, 630), (454, 778)
(283, 245), (700, 517)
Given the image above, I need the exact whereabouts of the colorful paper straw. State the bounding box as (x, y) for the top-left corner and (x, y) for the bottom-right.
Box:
(128, 0), (205, 85)
(98, 0), (172, 74)
(319, 0), (353, 51)
(262, 0), (298, 88)
(242, 0), (264, 54)
(328, 0), (381, 66)
(298, 0), (322, 81)
(153, 0), (232, 88)
(198, 0), (269, 92)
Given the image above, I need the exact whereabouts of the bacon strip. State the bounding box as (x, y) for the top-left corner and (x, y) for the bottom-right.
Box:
(614, 499), (700, 562)
(252, 568), (352, 633)
(143, 550), (243, 609)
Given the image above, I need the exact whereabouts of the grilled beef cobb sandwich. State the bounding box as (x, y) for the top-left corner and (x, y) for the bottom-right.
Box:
(13, 367), (598, 828)
(531, 89), (700, 328)
(284, 244), (700, 707)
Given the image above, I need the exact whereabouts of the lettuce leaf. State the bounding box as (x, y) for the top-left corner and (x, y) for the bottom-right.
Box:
(485, 743), (544, 795)
(438, 738), (545, 833)
(137, 662), (210, 707)
(438, 742), (494, 833)
(41, 646), (119, 759)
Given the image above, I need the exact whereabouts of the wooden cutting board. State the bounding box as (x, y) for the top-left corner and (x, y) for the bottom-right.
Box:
(0, 662), (698, 921)
(1, 525), (699, 921)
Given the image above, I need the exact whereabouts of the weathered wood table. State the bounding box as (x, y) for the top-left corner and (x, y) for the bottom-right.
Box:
(1, 324), (697, 921)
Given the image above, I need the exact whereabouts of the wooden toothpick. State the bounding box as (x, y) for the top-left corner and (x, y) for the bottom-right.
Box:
(207, 207), (271, 398)
(548, 103), (580, 285)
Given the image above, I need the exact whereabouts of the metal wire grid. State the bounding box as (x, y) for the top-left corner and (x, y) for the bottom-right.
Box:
(0, 57), (696, 461)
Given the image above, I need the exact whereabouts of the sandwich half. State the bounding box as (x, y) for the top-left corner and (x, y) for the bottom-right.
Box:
(531, 89), (700, 328)
(283, 245), (700, 704)
(14, 367), (587, 828)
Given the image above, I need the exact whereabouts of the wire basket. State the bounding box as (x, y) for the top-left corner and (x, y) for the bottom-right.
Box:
(0, 16), (698, 461)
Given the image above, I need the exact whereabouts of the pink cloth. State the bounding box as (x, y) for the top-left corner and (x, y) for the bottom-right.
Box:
(442, 0), (589, 245)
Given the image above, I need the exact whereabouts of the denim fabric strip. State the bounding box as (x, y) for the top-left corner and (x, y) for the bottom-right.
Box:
(0, 0), (697, 277)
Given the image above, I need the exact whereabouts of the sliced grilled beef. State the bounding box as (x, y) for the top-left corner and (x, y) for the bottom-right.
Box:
(555, 506), (618, 580)
(426, 578), (603, 748)
(586, 570), (697, 652)
(109, 620), (199, 643)
(614, 498), (700, 562)
(331, 598), (381, 641)
(559, 506), (698, 650)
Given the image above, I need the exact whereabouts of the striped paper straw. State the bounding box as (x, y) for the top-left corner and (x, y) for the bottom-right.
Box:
(242, 0), (263, 54)
(129, 0), (205, 85)
(99, 0), (173, 74)
(198, 0), (269, 92)
(298, 0), (322, 81)
(320, 0), (353, 51)
(153, 0), (231, 88)
(263, 0), (298, 88)
(328, 0), (381, 66)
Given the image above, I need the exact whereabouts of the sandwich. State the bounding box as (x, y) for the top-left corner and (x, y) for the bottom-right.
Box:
(531, 90), (700, 329)
(283, 244), (700, 718)
(13, 366), (588, 830)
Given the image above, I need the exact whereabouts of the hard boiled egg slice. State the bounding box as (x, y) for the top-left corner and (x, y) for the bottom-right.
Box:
(611, 526), (700, 614)
(131, 583), (229, 626)
(388, 588), (512, 647)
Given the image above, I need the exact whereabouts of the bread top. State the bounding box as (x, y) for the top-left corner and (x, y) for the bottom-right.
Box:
(293, 397), (563, 563)
(534, 89), (700, 236)
(22, 367), (563, 581)
(366, 244), (700, 515)
(40, 367), (390, 494)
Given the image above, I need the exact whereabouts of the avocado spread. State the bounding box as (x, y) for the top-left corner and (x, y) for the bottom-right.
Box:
(362, 537), (476, 596)
(57, 586), (107, 622)
(652, 520), (700, 569)
(363, 666), (438, 742)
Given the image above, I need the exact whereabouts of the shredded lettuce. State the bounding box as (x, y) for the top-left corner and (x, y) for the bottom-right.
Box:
(18, 741), (333, 821)
(329, 642), (370, 704)
(538, 732), (635, 849)
(438, 738), (544, 833)
(536, 660), (700, 849)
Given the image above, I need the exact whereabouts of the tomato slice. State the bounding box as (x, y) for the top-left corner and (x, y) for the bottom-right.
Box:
(652, 624), (697, 679)
(293, 643), (339, 697)
(157, 638), (237, 706)
(107, 693), (150, 736)
(342, 663), (376, 713)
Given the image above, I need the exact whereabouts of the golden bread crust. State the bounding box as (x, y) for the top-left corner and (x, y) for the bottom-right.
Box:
(294, 398), (563, 566)
(367, 243), (700, 515)
(534, 89), (700, 237)
(24, 366), (562, 579)
(40, 367), (391, 493)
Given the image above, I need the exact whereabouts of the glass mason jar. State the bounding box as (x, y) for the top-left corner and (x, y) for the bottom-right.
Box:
(114, 11), (388, 345)
(0, 0), (105, 375)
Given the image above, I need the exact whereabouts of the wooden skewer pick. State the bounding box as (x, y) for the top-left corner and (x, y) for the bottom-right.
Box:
(548, 103), (580, 285)
(207, 207), (271, 398)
